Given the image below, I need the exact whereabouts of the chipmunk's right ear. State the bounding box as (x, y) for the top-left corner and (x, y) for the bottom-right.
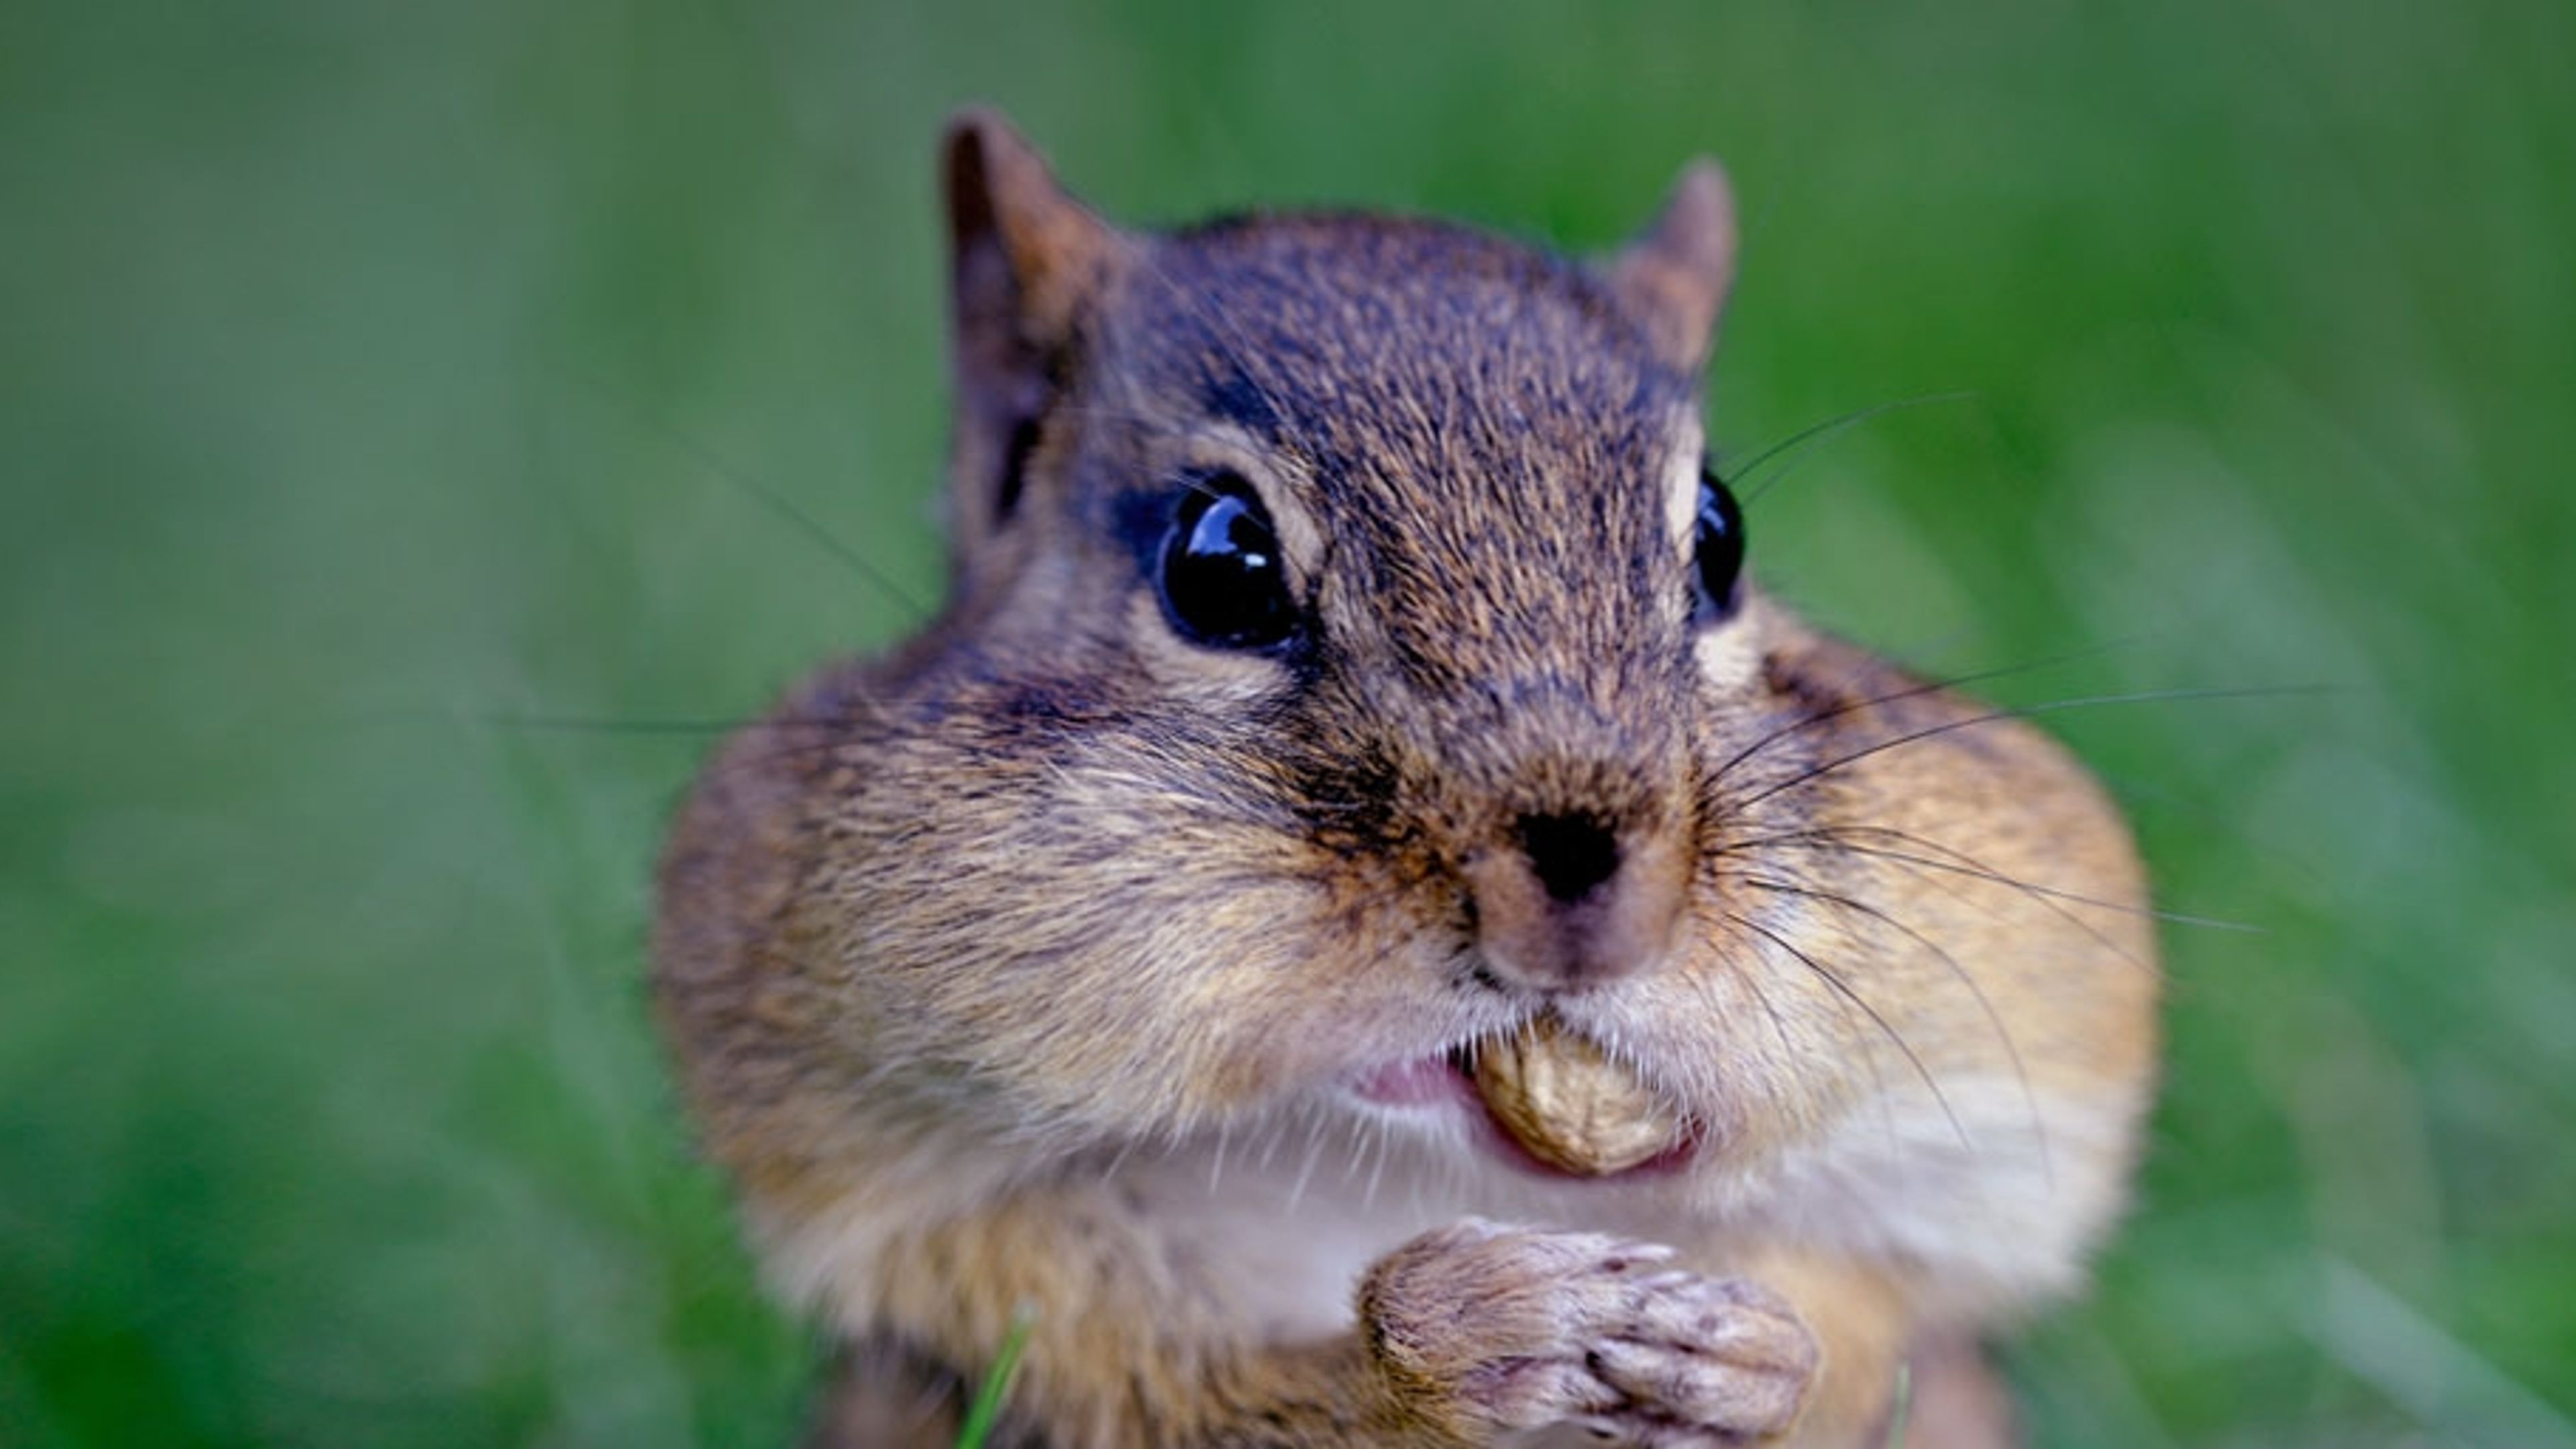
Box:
(943, 109), (1125, 560)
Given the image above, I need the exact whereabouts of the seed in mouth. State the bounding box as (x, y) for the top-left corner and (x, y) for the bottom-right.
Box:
(1466, 1014), (1682, 1177)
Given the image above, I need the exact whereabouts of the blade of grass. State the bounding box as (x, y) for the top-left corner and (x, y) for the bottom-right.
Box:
(955, 1304), (1038, 1449)
(1884, 1359), (1913, 1448)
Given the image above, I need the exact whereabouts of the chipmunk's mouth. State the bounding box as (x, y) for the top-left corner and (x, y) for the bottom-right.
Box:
(1344, 1046), (1700, 1183)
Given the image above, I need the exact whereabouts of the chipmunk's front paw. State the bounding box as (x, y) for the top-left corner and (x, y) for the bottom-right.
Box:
(1359, 1220), (1817, 1447)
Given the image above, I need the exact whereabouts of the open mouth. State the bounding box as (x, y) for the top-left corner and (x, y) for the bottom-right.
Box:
(1347, 1051), (1481, 1110)
(1347, 1040), (1701, 1183)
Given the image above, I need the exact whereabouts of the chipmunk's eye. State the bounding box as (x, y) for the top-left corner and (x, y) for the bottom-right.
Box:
(1690, 462), (1747, 625)
(1157, 472), (1295, 651)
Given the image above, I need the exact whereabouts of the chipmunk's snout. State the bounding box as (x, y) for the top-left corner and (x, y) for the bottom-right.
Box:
(1464, 808), (1690, 993)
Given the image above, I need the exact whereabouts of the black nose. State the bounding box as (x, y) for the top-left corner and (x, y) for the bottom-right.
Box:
(1515, 811), (1622, 904)
(1465, 808), (1688, 994)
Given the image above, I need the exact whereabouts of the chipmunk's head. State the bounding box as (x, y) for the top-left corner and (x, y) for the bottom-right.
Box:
(937, 104), (1745, 994)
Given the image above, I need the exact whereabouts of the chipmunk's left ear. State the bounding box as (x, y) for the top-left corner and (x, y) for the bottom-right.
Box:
(1605, 158), (1737, 372)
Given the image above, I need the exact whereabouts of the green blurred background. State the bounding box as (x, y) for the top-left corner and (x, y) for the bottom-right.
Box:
(6, 0), (2573, 1444)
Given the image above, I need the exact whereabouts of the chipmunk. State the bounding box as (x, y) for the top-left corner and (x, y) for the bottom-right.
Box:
(653, 110), (2159, 1448)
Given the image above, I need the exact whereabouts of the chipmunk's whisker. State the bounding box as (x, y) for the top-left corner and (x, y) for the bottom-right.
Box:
(563, 371), (931, 616)
(1705, 642), (2161, 790)
(1721, 912), (1957, 1150)
(1727, 872), (2048, 1185)
(1725, 391), (1976, 506)
(1733, 824), (2176, 977)
(1723, 684), (2322, 820)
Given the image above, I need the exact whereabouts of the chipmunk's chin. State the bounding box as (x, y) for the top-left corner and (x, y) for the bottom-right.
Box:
(1341, 1051), (1701, 1184)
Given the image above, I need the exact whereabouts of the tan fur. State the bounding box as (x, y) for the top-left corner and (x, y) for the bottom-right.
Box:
(653, 111), (2159, 1448)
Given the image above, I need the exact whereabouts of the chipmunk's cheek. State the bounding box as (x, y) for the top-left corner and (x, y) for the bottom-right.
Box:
(1175, 930), (1485, 1116)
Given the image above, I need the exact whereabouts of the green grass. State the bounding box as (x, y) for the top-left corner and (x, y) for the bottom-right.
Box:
(5, 1), (2574, 1444)
(955, 1307), (1034, 1449)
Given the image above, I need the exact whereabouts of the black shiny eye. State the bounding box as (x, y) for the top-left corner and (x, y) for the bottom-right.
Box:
(1157, 473), (1295, 650)
(1691, 462), (1748, 625)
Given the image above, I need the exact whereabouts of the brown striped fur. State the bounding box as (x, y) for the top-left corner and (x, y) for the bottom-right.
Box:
(653, 111), (2158, 1447)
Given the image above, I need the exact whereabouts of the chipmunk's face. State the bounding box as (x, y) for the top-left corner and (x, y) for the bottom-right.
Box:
(1020, 219), (1790, 1142)
(720, 123), (2149, 1219)
(796, 124), (1805, 1171)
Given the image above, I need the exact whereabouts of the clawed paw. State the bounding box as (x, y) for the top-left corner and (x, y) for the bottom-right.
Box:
(1360, 1220), (1818, 1445)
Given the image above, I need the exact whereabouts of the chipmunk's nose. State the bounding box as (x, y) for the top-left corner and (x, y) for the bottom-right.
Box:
(1464, 810), (1690, 993)
(1521, 811), (1623, 902)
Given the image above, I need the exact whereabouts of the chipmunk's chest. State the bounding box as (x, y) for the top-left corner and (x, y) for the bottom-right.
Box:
(1117, 1140), (1698, 1449)
(1112, 1130), (1696, 1344)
